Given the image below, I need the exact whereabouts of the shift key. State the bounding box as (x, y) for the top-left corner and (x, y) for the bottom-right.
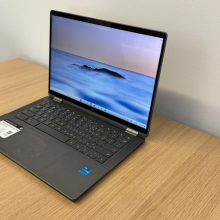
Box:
(14, 113), (28, 121)
(36, 123), (69, 143)
(94, 146), (112, 158)
(25, 118), (39, 126)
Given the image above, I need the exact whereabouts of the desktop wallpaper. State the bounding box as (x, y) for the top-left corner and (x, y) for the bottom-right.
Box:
(50, 15), (163, 127)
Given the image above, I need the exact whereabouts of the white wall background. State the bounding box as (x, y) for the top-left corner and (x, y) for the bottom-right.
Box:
(1, 0), (220, 138)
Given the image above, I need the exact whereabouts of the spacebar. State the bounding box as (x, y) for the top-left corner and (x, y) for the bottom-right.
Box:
(36, 123), (69, 143)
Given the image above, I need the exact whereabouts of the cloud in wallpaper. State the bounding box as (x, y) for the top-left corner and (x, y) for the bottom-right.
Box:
(51, 15), (163, 78)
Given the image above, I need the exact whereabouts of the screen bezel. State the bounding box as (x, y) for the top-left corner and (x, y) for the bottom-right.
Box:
(49, 10), (167, 136)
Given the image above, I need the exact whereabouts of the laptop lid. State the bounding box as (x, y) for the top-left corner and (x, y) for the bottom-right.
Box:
(49, 10), (167, 137)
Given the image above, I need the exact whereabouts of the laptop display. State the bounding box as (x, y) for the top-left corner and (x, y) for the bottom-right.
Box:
(50, 15), (164, 129)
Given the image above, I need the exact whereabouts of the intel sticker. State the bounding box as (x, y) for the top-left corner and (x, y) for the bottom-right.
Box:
(79, 166), (92, 176)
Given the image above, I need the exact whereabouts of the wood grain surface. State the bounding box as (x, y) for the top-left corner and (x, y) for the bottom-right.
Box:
(1, 58), (220, 220)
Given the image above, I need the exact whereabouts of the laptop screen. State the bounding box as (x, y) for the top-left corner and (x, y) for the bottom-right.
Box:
(50, 14), (164, 130)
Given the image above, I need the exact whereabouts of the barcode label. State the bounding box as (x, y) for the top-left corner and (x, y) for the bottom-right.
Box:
(0, 120), (21, 138)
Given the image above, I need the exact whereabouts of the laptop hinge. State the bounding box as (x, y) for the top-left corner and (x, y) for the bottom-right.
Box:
(53, 97), (62, 103)
(125, 128), (138, 136)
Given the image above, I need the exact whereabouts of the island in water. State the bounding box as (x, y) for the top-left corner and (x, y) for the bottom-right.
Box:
(69, 63), (126, 79)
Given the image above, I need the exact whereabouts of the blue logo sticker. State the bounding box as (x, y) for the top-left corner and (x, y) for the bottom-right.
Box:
(79, 166), (92, 176)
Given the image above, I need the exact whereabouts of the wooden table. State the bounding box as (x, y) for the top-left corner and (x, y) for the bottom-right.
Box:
(1, 58), (220, 220)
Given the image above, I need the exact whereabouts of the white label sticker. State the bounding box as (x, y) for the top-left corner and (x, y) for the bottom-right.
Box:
(0, 120), (21, 138)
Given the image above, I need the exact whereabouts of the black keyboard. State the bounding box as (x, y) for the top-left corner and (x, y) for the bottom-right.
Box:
(14, 100), (132, 164)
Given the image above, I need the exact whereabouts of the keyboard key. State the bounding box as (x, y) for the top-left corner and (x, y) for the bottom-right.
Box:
(106, 127), (112, 132)
(111, 134), (118, 139)
(55, 126), (62, 131)
(63, 117), (70, 122)
(60, 121), (66, 126)
(40, 101), (48, 105)
(35, 104), (42, 109)
(49, 123), (57, 128)
(125, 136), (132, 140)
(54, 118), (60, 123)
(71, 128), (77, 133)
(43, 120), (51, 125)
(38, 117), (46, 123)
(94, 146), (112, 158)
(73, 143), (83, 150)
(14, 113), (29, 121)
(67, 132), (74, 138)
(25, 118), (39, 126)
(66, 139), (76, 146)
(88, 129), (94, 134)
(58, 115), (65, 119)
(113, 141), (123, 149)
(50, 111), (56, 115)
(87, 153), (97, 159)
(35, 123), (69, 142)
(93, 132), (100, 137)
(61, 129), (68, 135)
(84, 133), (91, 139)
(87, 143), (96, 149)
(42, 113), (49, 118)
(103, 131), (110, 135)
(48, 116), (55, 121)
(45, 103), (51, 108)
(29, 107), (39, 113)
(90, 150), (99, 157)
(33, 115), (41, 120)
(79, 147), (90, 154)
(82, 116), (87, 121)
(96, 155), (107, 164)
(78, 130), (84, 136)
(46, 110), (53, 114)
(73, 136), (81, 141)
(103, 143), (118, 153)
(96, 140), (105, 146)
(117, 137), (129, 144)
(67, 113), (73, 118)
(79, 138), (87, 145)
(90, 136), (98, 142)
(108, 139), (115, 144)
(100, 135), (108, 141)
(65, 124), (72, 130)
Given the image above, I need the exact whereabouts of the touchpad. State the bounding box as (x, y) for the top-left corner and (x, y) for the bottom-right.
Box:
(0, 128), (70, 172)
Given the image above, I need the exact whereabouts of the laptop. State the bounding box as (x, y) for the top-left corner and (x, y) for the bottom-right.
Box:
(0, 10), (167, 200)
